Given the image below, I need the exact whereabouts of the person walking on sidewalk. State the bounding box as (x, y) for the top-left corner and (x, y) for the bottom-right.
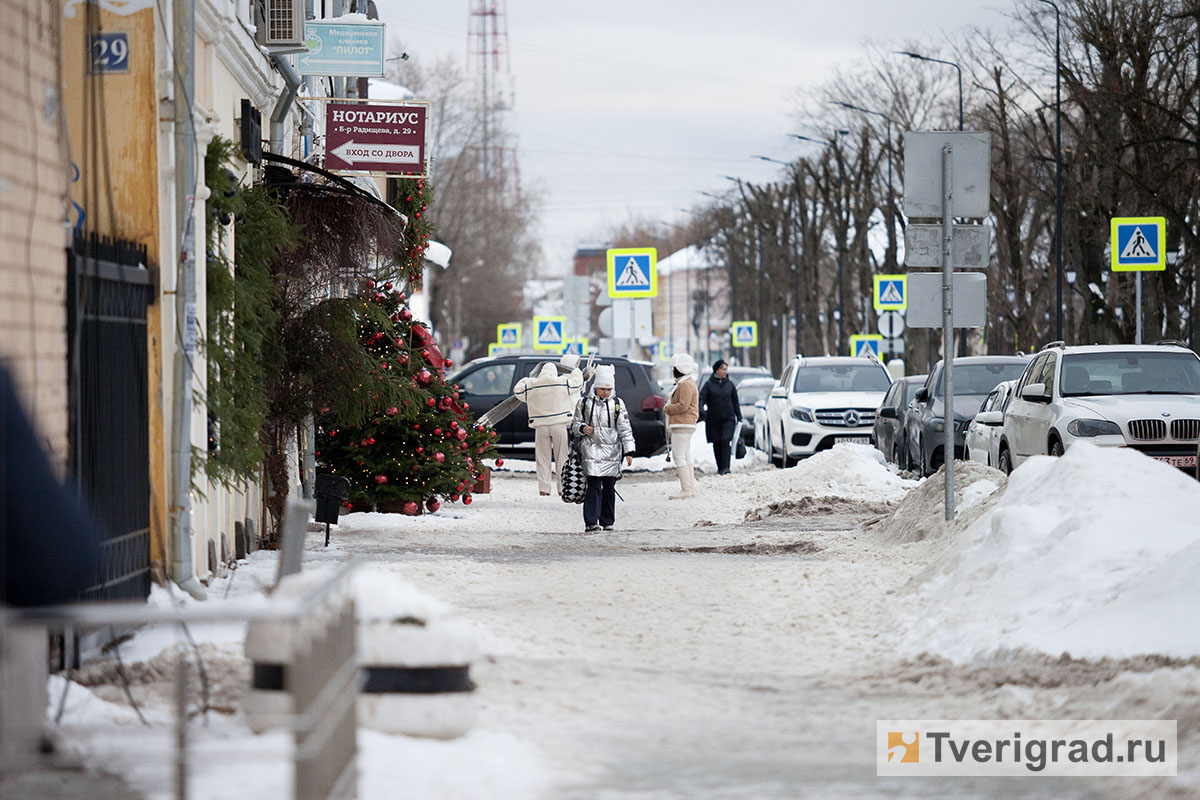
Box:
(571, 364), (634, 531)
(513, 356), (583, 496)
(664, 352), (699, 499)
(699, 359), (741, 475)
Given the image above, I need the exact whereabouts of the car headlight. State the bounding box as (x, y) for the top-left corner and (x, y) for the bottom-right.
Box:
(930, 418), (944, 432)
(1067, 418), (1121, 437)
(790, 406), (813, 422)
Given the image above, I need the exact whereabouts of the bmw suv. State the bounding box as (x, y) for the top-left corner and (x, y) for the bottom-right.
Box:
(761, 356), (892, 467)
(997, 341), (1200, 473)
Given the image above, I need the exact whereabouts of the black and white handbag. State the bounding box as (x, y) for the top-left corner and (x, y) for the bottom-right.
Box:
(560, 436), (587, 504)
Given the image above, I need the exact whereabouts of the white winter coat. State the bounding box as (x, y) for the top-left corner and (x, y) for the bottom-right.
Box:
(571, 392), (635, 478)
(512, 363), (583, 428)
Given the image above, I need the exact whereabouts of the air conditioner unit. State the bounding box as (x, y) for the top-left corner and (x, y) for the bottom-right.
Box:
(254, 0), (306, 52)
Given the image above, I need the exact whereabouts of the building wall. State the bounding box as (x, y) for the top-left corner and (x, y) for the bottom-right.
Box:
(1, 0), (71, 468)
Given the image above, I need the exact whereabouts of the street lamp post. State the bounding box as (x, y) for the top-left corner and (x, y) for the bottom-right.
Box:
(1037, 0), (1065, 343)
(793, 132), (849, 354)
(754, 155), (806, 357)
(832, 101), (897, 272)
(896, 50), (963, 131)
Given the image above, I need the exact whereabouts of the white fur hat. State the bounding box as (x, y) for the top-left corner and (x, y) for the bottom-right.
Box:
(669, 352), (697, 376)
(593, 364), (615, 390)
(559, 353), (580, 369)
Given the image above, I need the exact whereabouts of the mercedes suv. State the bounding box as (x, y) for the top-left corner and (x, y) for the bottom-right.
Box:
(997, 341), (1200, 473)
(761, 356), (892, 467)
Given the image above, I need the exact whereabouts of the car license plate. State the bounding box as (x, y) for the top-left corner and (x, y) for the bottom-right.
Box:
(834, 436), (870, 445)
(1152, 454), (1197, 468)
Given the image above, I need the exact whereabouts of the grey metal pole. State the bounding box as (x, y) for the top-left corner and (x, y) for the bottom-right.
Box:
(170, 0), (205, 599)
(1136, 272), (1143, 344)
(1040, 0), (1063, 342)
(942, 143), (956, 521)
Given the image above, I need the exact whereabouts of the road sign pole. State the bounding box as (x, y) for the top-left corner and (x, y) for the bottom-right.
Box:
(1136, 272), (1143, 345)
(941, 143), (956, 522)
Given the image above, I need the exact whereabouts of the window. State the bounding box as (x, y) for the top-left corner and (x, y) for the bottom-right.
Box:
(934, 363), (1029, 396)
(793, 364), (890, 393)
(738, 382), (774, 406)
(1061, 352), (1200, 396)
(1017, 355), (1047, 395)
(459, 363), (516, 396)
(881, 382), (900, 409)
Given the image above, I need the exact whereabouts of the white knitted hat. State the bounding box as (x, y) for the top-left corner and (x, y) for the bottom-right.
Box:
(593, 364), (615, 389)
(669, 352), (697, 376)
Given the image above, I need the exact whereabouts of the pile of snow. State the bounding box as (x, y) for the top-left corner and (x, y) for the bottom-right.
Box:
(898, 443), (1200, 661)
(724, 444), (917, 514)
(871, 460), (1006, 544)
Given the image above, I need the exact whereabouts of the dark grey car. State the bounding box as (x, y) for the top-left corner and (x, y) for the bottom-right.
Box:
(904, 357), (1030, 477)
(872, 374), (926, 468)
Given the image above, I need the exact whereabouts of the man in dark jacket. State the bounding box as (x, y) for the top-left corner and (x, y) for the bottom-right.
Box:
(698, 360), (741, 475)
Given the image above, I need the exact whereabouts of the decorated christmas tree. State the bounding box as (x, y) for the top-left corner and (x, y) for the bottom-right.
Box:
(315, 277), (499, 514)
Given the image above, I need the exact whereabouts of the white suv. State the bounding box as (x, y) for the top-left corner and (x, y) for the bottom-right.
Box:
(997, 341), (1200, 473)
(762, 356), (893, 467)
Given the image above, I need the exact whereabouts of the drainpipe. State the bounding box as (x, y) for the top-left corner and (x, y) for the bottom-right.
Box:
(170, 0), (206, 599)
(269, 54), (303, 154)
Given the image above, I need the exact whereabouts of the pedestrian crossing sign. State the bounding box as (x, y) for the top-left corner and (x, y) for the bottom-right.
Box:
(873, 274), (907, 310)
(488, 342), (512, 356)
(533, 316), (566, 349)
(496, 323), (521, 347)
(606, 247), (658, 298)
(1111, 217), (1166, 272)
(731, 320), (758, 348)
(850, 334), (883, 358)
(561, 338), (588, 355)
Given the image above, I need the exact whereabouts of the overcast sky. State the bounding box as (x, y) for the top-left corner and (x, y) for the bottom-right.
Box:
(381, 1), (1014, 275)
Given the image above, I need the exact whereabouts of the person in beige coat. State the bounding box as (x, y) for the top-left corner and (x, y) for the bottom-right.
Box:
(513, 356), (584, 495)
(664, 352), (699, 498)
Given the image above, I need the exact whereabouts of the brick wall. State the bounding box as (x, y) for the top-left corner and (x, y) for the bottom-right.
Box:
(0, 0), (69, 469)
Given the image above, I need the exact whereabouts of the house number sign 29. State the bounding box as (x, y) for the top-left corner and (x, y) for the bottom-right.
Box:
(89, 33), (130, 73)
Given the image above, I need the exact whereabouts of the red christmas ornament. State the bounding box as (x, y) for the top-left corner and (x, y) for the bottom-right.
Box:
(463, 403), (469, 411)
(445, 359), (453, 369)
(456, 428), (468, 441)
(433, 428), (442, 436)
(450, 493), (460, 502)
(386, 406), (398, 417)
(462, 495), (472, 505)
(416, 369), (433, 386)
(426, 397), (436, 407)
(459, 442), (468, 449)
(400, 308), (413, 322)
(413, 424), (421, 430)
(421, 349), (431, 361)
(402, 501), (419, 515)
(425, 498), (440, 513)
(321, 406), (331, 414)
(496, 458), (504, 467)
(397, 353), (409, 366)
(329, 430), (338, 438)
(374, 474), (388, 485)
(450, 420), (458, 430)
(384, 282), (393, 290)
(434, 452), (445, 463)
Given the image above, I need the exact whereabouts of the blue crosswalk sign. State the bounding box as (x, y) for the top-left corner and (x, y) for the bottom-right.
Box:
(1111, 217), (1165, 272)
(606, 248), (658, 298)
(497, 323), (521, 346)
(874, 275), (907, 310)
(533, 316), (566, 349)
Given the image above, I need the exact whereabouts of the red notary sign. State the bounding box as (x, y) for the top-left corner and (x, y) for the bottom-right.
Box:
(323, 101), (427, 175)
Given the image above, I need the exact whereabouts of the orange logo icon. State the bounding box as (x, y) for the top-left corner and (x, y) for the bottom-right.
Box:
(887, 732), (919, 763)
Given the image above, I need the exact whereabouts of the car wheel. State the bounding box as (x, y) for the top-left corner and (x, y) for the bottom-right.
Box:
(897, 436), (910, 471)
(1049, 439), (1064, 457)
(998, 447), (1013, 476)
(891, 442), (901, 467)
(963, 445), (971, 463)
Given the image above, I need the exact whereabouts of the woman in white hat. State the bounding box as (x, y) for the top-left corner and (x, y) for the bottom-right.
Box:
(664, 353), (698, 498)
(571, 364), (634, 531)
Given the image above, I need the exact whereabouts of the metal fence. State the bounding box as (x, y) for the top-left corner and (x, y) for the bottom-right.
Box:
(67, 232), (155, 603)
(0, 563), (358, 800)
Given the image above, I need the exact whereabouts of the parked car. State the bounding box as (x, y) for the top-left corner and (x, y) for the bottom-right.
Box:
(761, 356), (893, 467)
(737, 377), (775, 449)
(905, 356), (1030, 477)
(996, 341), (1200, 474)
(872, 374), (927, 469)
(448, 355), (668, 458)
(963, 379), (1018, 468)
